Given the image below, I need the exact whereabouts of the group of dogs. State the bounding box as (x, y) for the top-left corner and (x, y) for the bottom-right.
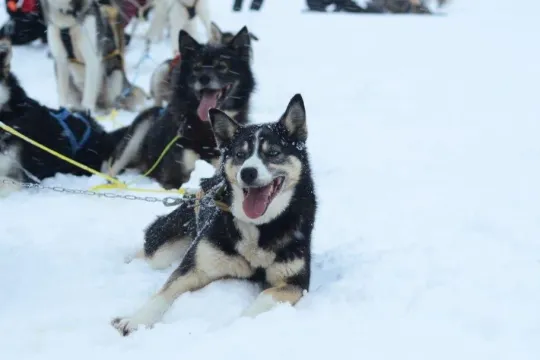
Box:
(0, 0), (318, 336)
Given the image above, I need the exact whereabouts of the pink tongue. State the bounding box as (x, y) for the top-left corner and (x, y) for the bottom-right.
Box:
(197, 90), (221, 121)
(242, 185), (273, 219)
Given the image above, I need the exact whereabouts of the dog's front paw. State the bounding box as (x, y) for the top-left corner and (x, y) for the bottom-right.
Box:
(124, 249), (144, 264)
(111, 317), (141, 336)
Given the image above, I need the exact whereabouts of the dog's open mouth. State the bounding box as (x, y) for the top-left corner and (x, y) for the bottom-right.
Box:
(242, 176), (285, 219)
(197, 85), (232, 122)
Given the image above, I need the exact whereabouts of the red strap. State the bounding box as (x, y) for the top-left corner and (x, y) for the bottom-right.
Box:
(20, 0), (38, 13)
(170, 53), (182, 72)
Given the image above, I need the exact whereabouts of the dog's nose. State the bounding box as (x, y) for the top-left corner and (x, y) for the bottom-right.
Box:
(240, 167), (258, 185)
(198, 75), (211, 86)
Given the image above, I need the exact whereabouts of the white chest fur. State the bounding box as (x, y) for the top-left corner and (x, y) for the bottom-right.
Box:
(233, 219), (276, 268)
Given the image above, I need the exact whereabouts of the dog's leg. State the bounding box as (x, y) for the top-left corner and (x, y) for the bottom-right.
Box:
(111, 239), (254, 336)
(145, 0), (168, 43)
(241, 284), (304, 318)
(149, 62), (170, 107)
(108, 118), (152, 177)
(140, 202), (195, 269)
(0, 144), (23, 198)
(47, 26), (71, 108)
(75, 19), (102, 113)
(104, 69), (124, 108)
(168, 2), (189, 54)
(195, 0), (213, 41)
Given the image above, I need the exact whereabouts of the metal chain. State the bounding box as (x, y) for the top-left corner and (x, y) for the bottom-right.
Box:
(1, 178), (187, 207)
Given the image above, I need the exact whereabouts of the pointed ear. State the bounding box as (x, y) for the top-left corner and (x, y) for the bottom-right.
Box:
(279, 94), (307, 142)
(209, 21), (223, 44)
(209, 108), (241, 148)
(228, 26), (251, 61)
(249, 32), (259, 41)
(178, 30), (201, 56)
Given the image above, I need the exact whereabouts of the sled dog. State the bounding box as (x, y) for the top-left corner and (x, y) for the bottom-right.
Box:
(112, 94), (317, 336)
(106, 27), (255, 189)
(41, 0), (148, 113)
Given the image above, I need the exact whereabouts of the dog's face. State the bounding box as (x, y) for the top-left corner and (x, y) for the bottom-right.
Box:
(0, 39), (12, 108)
(209, 94), (308, 225)
(178, 27), (252, 122)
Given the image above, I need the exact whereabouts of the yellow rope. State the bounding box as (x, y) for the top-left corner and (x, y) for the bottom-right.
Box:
(96, 108), (120, 127)
(90, 134), (181, 191)
(0, 121), (185, 195)
(143, 134), (180, 177)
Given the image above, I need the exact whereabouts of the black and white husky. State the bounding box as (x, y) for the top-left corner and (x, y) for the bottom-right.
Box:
(149, 21), (259, 107)
(112, 94), (317, 336)
(0, 39), (126, 196)
(106, 27), (256, 189)
(41, 0), (148, 113)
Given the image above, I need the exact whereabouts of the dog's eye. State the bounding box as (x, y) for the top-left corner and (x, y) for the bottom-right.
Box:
(266, 150), (281, 157)
(215, 61), (228, 73)
(193, 62), (203, 72)
(235, 151), (247, 159)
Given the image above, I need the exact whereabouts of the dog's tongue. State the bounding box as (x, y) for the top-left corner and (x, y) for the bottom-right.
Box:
(243, 184), (273, 219)
(197, 90), (221, 121)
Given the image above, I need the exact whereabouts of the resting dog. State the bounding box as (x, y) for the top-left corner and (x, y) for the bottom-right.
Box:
(0, 39), (126, 196)
(107, 27), (256, 189)
(41, 0), (147, 113)
(149, 21), (259, 107)
(112, 94), (317, 336)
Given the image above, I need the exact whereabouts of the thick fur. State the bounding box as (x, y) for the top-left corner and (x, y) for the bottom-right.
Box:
(107, 27), (256, 189)
(0, 39), (126, 196)
(41, 0), (148, 114)
(149, 21), (258, 107)
(112, 94), (317, 336)
(146, 0), (213, 54)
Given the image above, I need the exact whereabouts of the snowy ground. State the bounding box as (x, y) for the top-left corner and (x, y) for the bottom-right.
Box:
(1, 0), (540, 358)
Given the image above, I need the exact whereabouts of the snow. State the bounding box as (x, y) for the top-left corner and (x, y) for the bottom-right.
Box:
(1, 0), (540, 358)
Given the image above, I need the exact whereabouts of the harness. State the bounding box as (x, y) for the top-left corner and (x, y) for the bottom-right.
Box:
(184, 0), (198, 19)
(169, 52), (182, 73)
(59, 30), (122, 66)
(158, 107), (167, 117)
(7, 0), (38, 13)
(49, 108), (92, 155)
(57, 3), (123, 66)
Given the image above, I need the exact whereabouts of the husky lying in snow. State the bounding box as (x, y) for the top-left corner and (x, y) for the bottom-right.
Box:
(112, 94), (317, 336)
(106, 27), (256, 190)
(0, 38), (126, 196)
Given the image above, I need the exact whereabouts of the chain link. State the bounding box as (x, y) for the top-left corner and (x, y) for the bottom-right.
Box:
(1, 178), (186, 206)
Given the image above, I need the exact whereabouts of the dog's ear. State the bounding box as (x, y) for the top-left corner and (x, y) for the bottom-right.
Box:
(279, 94), (307, 142)
(178, 30), (201, 57)
(209, 21), (223, 44)
(209, 108), (241, 148)
(249, 32), (259, 41)
(228, 26), (251, 61)
(0, 38), (12, 75)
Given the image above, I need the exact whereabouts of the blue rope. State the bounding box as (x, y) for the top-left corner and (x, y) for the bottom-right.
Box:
(120, 50), (153, 99)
